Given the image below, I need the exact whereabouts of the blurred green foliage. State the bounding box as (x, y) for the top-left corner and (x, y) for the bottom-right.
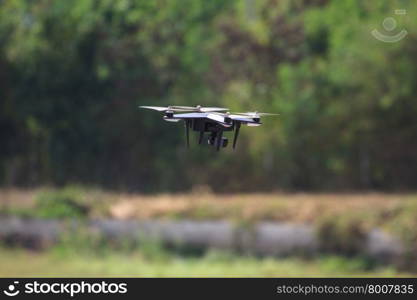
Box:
(34, 187), (90, 218)
(316, 214), (367, 256)
(0, 0), (416, 191)
(386, 201), (417, 269)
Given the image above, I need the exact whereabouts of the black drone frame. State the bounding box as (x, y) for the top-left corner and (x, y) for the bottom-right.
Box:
(140, 105), (276, 151)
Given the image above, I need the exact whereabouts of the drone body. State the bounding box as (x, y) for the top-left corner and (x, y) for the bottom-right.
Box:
(140, 105), (277, 151)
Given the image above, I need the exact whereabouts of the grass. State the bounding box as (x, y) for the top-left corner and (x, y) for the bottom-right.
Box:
(0, 248), (405, 277)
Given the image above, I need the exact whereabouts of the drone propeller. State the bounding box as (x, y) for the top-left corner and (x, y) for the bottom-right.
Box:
(172, 105), (228, 112)
(234, 112), (279, 117)
(140, 105), (228, 113)
(139, 106), (195, 112)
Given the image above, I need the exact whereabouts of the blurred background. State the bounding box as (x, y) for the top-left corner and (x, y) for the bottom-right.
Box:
(1, 0), (417, 277)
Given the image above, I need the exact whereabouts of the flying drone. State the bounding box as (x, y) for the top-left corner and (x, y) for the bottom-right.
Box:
(139, 105), (278, 151)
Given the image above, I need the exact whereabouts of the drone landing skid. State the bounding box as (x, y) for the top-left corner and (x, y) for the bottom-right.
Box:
(186, 119), (231, 151)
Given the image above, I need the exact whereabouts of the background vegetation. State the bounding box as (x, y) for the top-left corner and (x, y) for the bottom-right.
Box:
(1, 189), (417, 275)
(1, 0), (416, 192)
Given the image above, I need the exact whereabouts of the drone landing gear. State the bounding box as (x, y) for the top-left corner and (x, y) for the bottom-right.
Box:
(198, 131), (204, 144)
(191, 120), (240, 151)
(232, 122), (240, 150)
(184, 119), (191, 148)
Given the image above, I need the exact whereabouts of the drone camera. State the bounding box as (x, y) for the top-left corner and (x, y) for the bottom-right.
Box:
(253, 117), (260, 123)
(207, 137), (228, 147)
(224, 117), (232, 124)
(165, 111), (174, 118)
(221, 137), (228, 147)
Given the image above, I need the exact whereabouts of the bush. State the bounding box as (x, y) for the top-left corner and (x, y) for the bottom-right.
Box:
(316, 214), (368, 256)
(34, 187), (90, 219)
(386, 200), (417, 270)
